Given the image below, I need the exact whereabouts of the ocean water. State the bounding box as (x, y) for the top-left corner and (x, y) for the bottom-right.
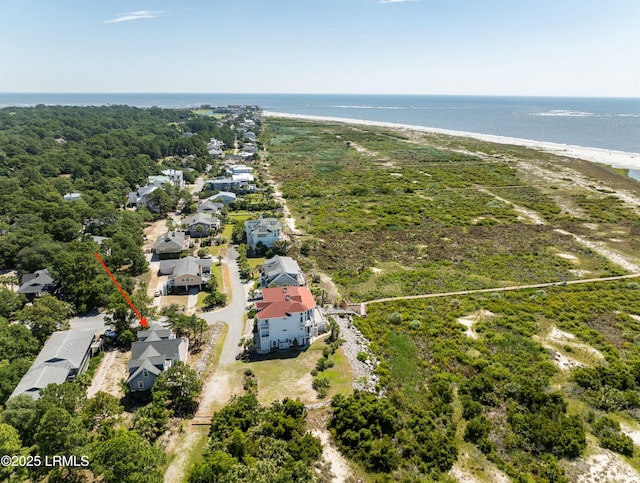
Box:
(1, 93), (639, 154)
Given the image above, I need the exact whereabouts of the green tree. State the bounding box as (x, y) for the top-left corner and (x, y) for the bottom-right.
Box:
(91, 430), (166, 483)
(34, 407), (89, 456)
(133, 402), (172, 443)
(0, 423), (26, 482)
(1, 394), (38, 445)
(0, 287), (26, 318)
(152, 361), (202, 416)
(80, 391), (123, 434)
(15, 293), (73, 343)
(37, 382), (86, 416)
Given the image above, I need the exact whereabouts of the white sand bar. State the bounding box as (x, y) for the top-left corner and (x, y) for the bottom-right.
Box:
(264, 112), (640, 171)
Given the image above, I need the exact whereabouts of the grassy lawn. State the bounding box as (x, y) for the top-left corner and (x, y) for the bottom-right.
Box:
(248, 257), (265, 269)
(196, 264), (224, 308)
(247, 338), (352, 405)
(322, 347), (353, 398)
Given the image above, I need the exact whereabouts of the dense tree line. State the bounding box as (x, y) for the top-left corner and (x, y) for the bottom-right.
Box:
(0, 382), (166, 482)
(189, 395), (322, 482)
(0, 105), (229, 312)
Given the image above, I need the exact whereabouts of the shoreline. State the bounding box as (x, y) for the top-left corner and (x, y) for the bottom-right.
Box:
(264, 111), (640, 171)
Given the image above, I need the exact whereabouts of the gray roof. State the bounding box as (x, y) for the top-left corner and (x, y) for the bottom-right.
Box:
(187, 212), (219, 227)
(10, 365), (70, 400)
(137, 322), (173, 342)
(31, 330), (95, 371)
(262, 256), (304, 286)
(198, 200), (223, 213)
(153, 231), (185, 252)
(18, 268), (54, 294)
(128, 338), (188, 372)
(159, 256), (212, 278)
(9, 329), (95, 400)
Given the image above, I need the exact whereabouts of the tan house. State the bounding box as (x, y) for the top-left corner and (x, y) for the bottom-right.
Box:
(159, 256), (212, 290)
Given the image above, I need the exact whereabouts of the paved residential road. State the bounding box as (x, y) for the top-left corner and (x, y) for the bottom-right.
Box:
(365, 273), (640, 306)
(199, 245), (252, 364)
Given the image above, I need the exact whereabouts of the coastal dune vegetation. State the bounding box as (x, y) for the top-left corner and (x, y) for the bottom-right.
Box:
(263, 117), (640, 481)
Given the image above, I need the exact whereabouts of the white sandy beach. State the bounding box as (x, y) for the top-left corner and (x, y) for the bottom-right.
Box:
(264, 111), (640, 172)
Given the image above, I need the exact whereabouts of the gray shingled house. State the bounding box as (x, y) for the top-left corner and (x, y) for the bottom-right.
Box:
(127, 322), (188, 392)
(17, 268), (56, 300)
(10, 329), (96, 400)
(152, 231), (187, 256)
(260, 255), (306, 288)
(186, 212), (220, 238)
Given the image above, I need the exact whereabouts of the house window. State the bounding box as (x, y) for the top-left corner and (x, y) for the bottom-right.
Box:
(137, 381), (144, 389)
(143, 369), (148, 378)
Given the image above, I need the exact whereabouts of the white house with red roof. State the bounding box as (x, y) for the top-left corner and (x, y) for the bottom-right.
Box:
(254, 286), (322, 353)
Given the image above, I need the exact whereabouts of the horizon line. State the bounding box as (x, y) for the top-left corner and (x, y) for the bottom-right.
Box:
(1, 92), (639, 100)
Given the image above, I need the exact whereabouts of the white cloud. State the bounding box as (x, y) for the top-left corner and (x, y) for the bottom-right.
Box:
(103, 10), (164, 24)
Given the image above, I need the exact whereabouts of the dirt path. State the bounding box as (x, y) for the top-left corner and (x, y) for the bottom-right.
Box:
(554, 229), (640, 273)
(312, 429), (352, 483)
(87, 350), (127, 399)
(87, 350), (117, 398)
(365, 273), (640, 306)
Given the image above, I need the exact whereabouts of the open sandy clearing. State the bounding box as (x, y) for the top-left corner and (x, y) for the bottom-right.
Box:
(554, 229), (640, 273)
(565, 449), (640, 483)
(536, 326), (605, 370)
(457, 310), (494, 340)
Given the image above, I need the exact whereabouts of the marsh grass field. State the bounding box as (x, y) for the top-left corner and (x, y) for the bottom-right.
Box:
(263, 117), (640, 481)
(264, 118), (640, 302)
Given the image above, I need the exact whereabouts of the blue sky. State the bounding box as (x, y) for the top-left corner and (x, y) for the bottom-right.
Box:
(0, 0), (638, 96)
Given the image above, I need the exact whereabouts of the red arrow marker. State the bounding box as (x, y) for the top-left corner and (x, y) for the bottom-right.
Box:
(94, 252), (148, 328)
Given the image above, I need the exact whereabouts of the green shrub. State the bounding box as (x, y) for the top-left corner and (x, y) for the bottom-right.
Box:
(312, 375), (330, 398)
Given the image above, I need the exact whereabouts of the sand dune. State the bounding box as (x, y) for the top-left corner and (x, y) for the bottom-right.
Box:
(264, 111), (640, 171)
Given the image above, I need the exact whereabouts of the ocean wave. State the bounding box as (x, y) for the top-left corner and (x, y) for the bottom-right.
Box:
(326, 105), (403, 110)
(532, 110), (595, 117)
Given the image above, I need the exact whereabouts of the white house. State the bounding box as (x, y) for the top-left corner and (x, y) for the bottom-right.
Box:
(63, 192), (82, 202)
(128, 184), (159, 211)
(245, 215), (282, 252)
(254, 286), (321, 353)
(162, 169), (184, 188)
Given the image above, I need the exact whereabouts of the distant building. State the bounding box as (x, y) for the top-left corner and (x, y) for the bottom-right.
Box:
(128, 184), (160, 211)
(186, 212), (220, 237)
(245, 215), (282, 252)
(198, 199), (224, 215)
(10, 330), (97, 400)
(203, 177), (255, 193)
(208, 191), (237, 205)
(63, 192), (82, 202)
(254, 286), (321, 353)
(162, 169), (184, 188)
(17, 268), (56, 300)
